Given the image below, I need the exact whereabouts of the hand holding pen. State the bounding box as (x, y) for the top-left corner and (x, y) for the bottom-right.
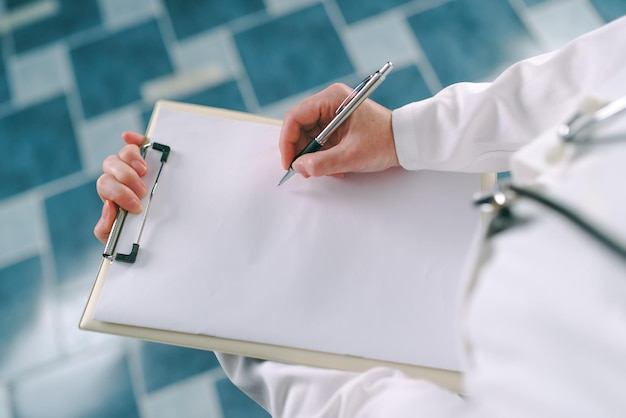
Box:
(278, 62), (399, 185)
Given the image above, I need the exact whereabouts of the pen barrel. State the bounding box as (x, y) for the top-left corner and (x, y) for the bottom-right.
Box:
(292, 139), (323, 164)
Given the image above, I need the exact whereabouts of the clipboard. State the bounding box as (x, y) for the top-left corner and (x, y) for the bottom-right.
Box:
(80, 100), (496, 393)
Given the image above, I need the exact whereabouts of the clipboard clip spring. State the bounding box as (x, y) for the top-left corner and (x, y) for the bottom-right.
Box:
(103, 142), (171, 263)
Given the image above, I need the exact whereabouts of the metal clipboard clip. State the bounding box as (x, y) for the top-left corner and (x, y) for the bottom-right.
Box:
(103, 142), (171, 263)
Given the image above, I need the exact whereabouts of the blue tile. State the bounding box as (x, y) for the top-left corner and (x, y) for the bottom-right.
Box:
(0, 95), (81, 200)
(590, 0), (626, 21)
(12, 0), (102, 53)
(234, 4), (354, 106)
(163, 0), (266, 40)
(140, 342), (221, 393)
(0, 256), (43, 361)
(142, 82), (248, 127)
(407, 0), (537, 87)
(10, 351), (140, 418)
(5, 0), (38, 10)
(179, 81), (248, 113)
(70, 19), (173, 119)
(336, 0), (413, 24)
(216, 378), (270, 418)
(370, 65), (431, 109)
(44, 180), (102, 284)
(0, 42), (9, 104)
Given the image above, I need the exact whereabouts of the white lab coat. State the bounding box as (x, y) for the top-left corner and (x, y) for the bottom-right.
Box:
(217, 16), (626, 417)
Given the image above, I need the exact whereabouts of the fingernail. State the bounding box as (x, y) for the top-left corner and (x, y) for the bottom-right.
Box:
(127, 196), (142, 214)
(131, 159), (147, 175)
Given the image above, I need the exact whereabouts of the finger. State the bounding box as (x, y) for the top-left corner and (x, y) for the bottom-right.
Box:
(122, 131), (146, 146)
(118, 144), (148, 177)
(279, 84), (350, 169)
(280, 105), (320, 169)
(96, 173), (143, 214)
(94, 200), (117, 244)
(102, 154), (147, 199)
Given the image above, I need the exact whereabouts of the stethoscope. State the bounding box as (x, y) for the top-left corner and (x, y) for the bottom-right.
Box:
(473, 96), (626, 262)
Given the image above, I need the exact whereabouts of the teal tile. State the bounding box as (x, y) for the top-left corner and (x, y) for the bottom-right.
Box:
(234, 4), (354, 106)
(216, 378), (270, 418)
(0, 40), (9, 104)
(5, 0), (38, 10)
(0, 95), (81, 199)
(370, 65), (432, 109)
(163, 0), (265, 40)
(0, 257), (43, 362)
(180, 81), (248, 113)
(590, 0), (626, 21)
(70, 20), (173, 119)
(44, 180), (102, 284)
(12, 0), (102, 53)
(408, 0), (538, 87)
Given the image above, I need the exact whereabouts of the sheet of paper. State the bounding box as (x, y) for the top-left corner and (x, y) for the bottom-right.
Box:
(94, 106), (481, 372)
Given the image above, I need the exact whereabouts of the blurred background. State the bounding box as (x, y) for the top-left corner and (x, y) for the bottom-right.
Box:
(0, 0), (623, 417)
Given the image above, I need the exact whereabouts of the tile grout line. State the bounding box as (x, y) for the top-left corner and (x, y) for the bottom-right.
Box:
(226, 30), (262, 114)
(126, 340), (152, 418)
(151, 0), (180, 76)
(25, 188), (66, 367)
(322, 0), (359, 74)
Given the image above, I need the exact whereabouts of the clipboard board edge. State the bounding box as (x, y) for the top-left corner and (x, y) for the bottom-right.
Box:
(79, 100), (497, 395)
(80, 260), (463, 392)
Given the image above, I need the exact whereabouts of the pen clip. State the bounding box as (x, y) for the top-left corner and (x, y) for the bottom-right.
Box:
(335, 74), (373, 115)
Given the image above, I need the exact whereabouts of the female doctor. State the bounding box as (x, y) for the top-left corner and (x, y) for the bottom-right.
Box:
(95, 16), (626, 418)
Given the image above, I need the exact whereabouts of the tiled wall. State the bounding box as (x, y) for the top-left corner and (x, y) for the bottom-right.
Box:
(1, 0), (624, 417)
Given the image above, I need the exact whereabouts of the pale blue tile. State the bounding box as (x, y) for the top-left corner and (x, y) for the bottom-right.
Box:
(523, 0), (548, 6)
(336, 0), (413, 24)
(10, 350), (140, 418)
(140, 342), (221, 393)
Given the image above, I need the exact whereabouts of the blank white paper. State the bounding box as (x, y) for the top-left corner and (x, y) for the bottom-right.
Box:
(94, 106), (481, 372)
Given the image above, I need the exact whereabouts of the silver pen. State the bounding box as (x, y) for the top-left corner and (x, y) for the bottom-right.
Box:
(277, 62), (394, 186)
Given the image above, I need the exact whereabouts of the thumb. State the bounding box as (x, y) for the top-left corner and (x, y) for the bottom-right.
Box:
(94, 200), (117, 244)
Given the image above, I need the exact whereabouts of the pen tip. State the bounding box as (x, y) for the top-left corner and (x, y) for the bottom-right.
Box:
(278, 169), (295, 186)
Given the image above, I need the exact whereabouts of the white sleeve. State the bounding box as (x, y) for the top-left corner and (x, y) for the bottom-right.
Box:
(392, 15), (626, 173)
(216, 353), (464, 418)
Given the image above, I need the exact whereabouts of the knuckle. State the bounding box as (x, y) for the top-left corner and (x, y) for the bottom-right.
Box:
(118, 144), (139, 162)
(96, 173), (111, 192)
(328, 82), (351, 96)
(102, 155), (118, 172)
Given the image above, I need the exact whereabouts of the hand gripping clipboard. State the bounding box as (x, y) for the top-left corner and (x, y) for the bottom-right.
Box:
(80, 100), (495, 394)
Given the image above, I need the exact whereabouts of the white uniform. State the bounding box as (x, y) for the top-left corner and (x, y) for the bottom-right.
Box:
(217, 16), (626, 417)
